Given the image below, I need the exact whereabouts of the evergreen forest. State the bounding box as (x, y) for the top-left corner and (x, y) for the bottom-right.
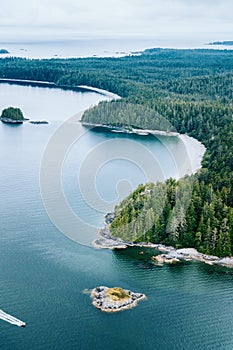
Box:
(0, 48), (232, 256)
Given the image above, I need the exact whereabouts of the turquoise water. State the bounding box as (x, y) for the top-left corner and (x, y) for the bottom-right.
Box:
(1, 83), (233, 350)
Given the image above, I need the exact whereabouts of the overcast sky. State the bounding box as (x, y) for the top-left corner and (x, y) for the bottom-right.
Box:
(0, 0), (232, 42)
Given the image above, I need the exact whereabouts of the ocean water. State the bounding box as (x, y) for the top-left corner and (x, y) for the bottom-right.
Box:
(0, 37), (232, 59)
(0, 83), (233, 350)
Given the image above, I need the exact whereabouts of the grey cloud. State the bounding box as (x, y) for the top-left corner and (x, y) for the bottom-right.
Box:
(0, 0), (232, 40)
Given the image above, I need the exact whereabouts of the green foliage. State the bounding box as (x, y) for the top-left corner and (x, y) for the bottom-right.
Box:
(0, 48), (232, 256)
(110, 176), (233, 257)
(1, 107), (24, 120)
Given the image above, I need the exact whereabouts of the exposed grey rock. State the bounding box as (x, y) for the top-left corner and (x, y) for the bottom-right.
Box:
(91, 286), (146, 312)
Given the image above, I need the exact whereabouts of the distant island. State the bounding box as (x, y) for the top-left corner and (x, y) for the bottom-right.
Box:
(91, 286), (146, 312)
(208, 41), (233, 46)
(0, 49), (9, 54)
(1, 107), (25, 124)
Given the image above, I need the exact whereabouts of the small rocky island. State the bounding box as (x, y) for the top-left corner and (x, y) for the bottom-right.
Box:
(29, 120), (49, 124)
(0, 107), (26, 124)
(91, 286), (146, 312)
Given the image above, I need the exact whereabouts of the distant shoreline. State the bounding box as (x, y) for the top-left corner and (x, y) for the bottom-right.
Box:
(0, 78), (57, 87)
(0, 78), (120, 99)
(208, 41), (233, 46)
(1, 43), (233, 60)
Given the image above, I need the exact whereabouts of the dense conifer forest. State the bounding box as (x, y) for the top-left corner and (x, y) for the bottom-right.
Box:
(1, 107), (24, 121)
(0, 48), (232, 256)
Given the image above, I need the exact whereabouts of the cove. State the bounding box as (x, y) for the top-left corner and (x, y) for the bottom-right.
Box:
(1, 82), (232, 350)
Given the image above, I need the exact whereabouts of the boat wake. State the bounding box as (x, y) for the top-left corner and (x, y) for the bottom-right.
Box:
(0, 309), (26, 327)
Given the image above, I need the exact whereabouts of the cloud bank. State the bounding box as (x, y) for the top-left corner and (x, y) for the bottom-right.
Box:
(0, 0), (232, 41)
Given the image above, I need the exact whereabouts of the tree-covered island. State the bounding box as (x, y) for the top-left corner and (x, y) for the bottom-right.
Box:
(1, 107), (25, 124)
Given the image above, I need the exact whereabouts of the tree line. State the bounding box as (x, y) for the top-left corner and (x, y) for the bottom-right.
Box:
(0, 48), (232, 256)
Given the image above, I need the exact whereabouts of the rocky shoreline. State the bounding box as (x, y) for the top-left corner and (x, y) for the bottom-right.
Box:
(93, 224), (157, 250)
(150, 248), (232, 267)
(0, 117), (26, 124)
(1, 117), (48, 125)
(82, 121), (179, 137)
(91, 286), (146, 312)
(93, 222), (233, 269)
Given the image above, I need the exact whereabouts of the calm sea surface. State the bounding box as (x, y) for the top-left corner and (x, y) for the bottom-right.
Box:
(0, 83), (233, 350)
(0, 38), (232, 59)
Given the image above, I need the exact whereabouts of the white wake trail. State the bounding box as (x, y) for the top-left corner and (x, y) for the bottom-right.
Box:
(0, 309), (26, 327)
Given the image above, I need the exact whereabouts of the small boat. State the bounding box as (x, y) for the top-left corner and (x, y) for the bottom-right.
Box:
(0, 309), (26, 328)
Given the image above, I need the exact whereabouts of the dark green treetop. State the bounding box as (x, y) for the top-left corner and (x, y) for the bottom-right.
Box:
(1, 107), (24, 121)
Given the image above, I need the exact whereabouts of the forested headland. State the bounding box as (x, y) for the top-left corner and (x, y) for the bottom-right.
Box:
(0, 48), (232, 256)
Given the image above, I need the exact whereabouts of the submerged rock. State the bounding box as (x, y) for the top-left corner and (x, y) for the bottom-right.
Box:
(152, 254), (180, 265)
